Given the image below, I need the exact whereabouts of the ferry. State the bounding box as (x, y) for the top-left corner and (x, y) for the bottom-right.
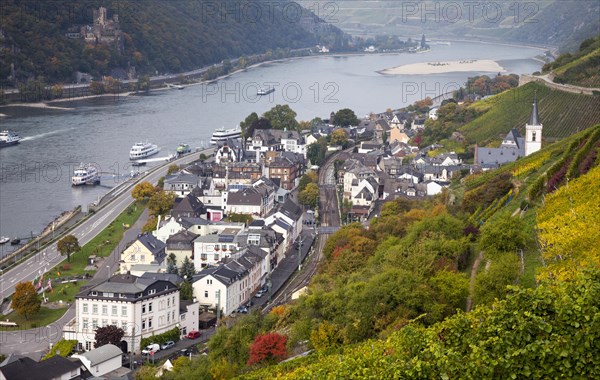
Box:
(210, 127), (242, 145)
(257, 87), (275, 96)
(176, 143), (191, 155)
(72, 163), (100, 186)
(0, 130), (21, 148)
(130, 142), (160, 160)
(0, 236), (9, 244)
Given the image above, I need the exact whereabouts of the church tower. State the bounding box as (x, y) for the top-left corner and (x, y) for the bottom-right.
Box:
(525, 94), (542, 156)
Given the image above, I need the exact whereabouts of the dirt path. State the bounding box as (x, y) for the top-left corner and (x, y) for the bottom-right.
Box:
(466, 251), (484, 312)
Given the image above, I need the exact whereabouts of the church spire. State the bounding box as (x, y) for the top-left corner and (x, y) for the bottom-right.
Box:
(528, 92), (540, 126)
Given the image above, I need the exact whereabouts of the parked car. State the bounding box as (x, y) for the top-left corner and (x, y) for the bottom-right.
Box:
(161, 341), (175, 350)
(187, 330), (201, 339)
(254, 290), (265, 298)
(141, 343), (160, 355)
(235, 306), (249, 314)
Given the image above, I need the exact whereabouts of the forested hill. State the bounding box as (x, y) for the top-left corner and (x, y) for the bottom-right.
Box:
(0, 0), (348, 85)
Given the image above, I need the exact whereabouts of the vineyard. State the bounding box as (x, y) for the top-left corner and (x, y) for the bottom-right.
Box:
(459, 82), (600, 144)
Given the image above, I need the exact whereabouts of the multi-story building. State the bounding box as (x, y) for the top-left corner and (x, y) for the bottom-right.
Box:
(63, 274), (180, 353)
(119, 233), (166, 274)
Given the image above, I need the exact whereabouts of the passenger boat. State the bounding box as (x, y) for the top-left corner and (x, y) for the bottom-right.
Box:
(257, 87), (275, 96)
(0, 236), (10, 244)
(210, 127), (241, 145)
(129, 142), (159, 160)
(0, 130), (21, 147)
(72, 164), (100, 186)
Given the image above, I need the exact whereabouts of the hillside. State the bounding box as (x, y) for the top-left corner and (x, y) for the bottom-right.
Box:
(0, 0), (348, 85)
(300, 0), (600, 53)
(145, 123), (599, 378)
(543, 35), (600, 87)
(458, 81), (600, 144)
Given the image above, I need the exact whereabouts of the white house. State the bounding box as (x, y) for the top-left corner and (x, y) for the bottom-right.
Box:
(63, 274), (181, 354)
(179, 300), (199, 337)
(425, 180), (449, 196)
(120, 233), (166, 274)
(71, 344), (123, 377)
(193, 227), (244, 269)
(192, 247), (268, 316)
(428, 107), (439, 120)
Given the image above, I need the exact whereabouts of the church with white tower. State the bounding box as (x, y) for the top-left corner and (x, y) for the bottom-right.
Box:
(474, 95), (543, 168)
(525, 95), (543, 156)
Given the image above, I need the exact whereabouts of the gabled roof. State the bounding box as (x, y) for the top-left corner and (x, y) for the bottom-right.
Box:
(172, 194), (205, 215)
(164, 173), (199, 185)
(76, 344), (122, 366)
(227, 188), (262, 206)
(136, 233), (166, 256)
(0, 355), (81, 380)
(167, 229), (199, 250)
(279, 198), (303, 221)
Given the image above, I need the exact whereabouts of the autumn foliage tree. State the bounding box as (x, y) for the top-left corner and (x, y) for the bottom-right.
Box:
(247, 333), (288, 366)
(12, 281), (41, 320)
(131, 181), (156, 201)
(94, 325), (125, 348)
(57, 234), (80, 262)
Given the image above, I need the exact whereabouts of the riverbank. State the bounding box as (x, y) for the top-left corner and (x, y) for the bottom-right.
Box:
(379, 59), (506, 75)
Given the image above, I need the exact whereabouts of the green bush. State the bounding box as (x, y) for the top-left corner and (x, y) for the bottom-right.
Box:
(140, 326), (180, 349)
(43, 339), (78, 360)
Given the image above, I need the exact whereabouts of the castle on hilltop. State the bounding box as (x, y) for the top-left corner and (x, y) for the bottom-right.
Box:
(474, 96), (543, 169)
(66, 7), (122, 51)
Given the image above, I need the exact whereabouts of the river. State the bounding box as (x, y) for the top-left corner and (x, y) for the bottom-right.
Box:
(0, 40), (543, 252)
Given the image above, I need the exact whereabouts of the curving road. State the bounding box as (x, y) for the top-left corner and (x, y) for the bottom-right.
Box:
(0, 149), (212, 357)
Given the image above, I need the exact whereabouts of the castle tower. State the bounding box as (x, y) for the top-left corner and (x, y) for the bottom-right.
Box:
(525, 94), (542, 156)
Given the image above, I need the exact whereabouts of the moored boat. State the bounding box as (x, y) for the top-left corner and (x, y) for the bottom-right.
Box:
(0, 130), (21, 148)
(10, 237), (20, 245)
(0, 236), (9, 244)
(72, 163), (100, 186)
(129, 142), (159, 160)
(210, 127), (242, 145)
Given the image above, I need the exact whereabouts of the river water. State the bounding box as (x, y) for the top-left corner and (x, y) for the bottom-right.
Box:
(0, 40), (543, 251)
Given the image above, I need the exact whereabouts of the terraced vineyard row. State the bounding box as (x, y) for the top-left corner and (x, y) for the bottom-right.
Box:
(460, 82), (600, 143)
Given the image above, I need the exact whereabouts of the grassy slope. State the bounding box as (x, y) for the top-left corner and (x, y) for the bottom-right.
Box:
(459, 82), (600, 144)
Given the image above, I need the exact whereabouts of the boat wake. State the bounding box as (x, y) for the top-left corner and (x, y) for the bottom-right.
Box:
(20, 128), (75, 142)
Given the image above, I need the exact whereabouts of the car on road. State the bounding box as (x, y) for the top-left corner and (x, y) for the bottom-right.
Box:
(187, 330), (201, 339)
(254, 289), (266, 298)
(235, 306), (249, 314)
(142, 343), (160, 355)
(161, 341), (175, 350)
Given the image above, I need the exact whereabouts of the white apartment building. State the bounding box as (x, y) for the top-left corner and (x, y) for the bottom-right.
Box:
(63, 274), (180, 354)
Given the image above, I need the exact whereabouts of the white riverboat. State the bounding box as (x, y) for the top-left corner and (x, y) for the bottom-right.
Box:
(72, 163), (99, 186)
(210, 127), (241, 145)
(129, 142), (160, 160)
(0, 130), (21, 147)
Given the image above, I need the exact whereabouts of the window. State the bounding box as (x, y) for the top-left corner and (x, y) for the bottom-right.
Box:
(172, 311), (175, 320)
(148, 302), (153, 312)
(102, 319), (108, 327)
(201, 253), (207, 260)
(92, 319), (98, 329)
(86, 341), (92, 351)
(167, 313), (170, 323)
(130, 254), (135, 261)
(121, 306), (127, 317)
(167, 298), (170, 307)
(111, 306), (117, 316)
(142, 304), (146, 314)
(102, 305), (108, 315)
(204, 291), (208, 298)
(83, 303), (88, 314)
(214, 254), (219, 260)
(532, 131), (537, 142)
(83, 319), (88, 330)
(207, 279), (212, 285)
(148, 317), (153, 329)
(140, 255), (145, 262)
(149, 289), (156, 295)
(142, 319), (146, 330)
(122, 321), (128, 331)
(92, 304), (98, 314)
(112, 320), (117, 326)
(104, 292), (114, 298)
(119, 293), (126, 299)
